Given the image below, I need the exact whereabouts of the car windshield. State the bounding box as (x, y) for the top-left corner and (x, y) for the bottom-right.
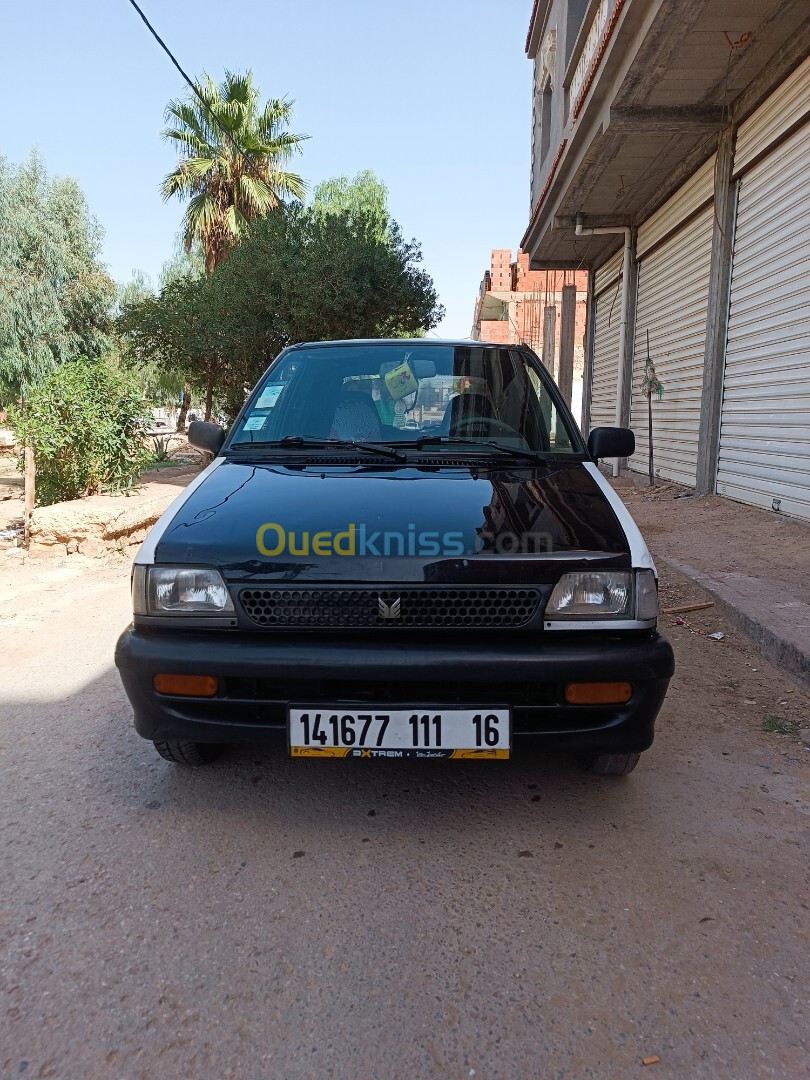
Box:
(229, 343), (581, 454)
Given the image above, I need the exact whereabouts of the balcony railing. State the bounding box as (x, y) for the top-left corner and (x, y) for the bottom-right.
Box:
(569, 0), (616, 110)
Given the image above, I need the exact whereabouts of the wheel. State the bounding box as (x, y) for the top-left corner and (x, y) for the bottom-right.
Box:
(586, 752), (641, 776)
(152, 740), (224, 766)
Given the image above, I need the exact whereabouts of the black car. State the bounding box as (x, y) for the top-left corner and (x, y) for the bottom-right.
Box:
(115, 339), (673, 775)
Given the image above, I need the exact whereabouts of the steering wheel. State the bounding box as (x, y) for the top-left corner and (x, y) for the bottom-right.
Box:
(451, 416), (523, 440)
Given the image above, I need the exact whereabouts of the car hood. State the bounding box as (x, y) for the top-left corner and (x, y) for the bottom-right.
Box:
(151, 457), (631, 584)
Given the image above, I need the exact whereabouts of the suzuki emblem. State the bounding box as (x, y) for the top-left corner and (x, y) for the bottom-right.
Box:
(378, 597), (402, 620)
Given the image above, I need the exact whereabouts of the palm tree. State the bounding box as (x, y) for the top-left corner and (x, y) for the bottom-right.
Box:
(161, 71), (307, 274)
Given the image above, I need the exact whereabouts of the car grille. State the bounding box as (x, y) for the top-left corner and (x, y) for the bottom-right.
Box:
(238, 587), (542, 629)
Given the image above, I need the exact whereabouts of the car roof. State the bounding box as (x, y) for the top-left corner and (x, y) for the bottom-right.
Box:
(286, 338), (511, 351)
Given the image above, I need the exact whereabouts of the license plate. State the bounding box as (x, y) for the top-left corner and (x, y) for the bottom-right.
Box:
(288, 707), (511, 760)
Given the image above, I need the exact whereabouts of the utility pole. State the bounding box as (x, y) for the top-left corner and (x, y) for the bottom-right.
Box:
(23, 446), (35, 546)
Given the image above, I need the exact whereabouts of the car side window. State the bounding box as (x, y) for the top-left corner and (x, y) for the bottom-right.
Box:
(524, 361), (574, 452)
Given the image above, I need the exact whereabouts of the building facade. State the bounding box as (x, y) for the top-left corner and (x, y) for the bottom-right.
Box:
(472, 249), (588, 418)
(521, 0), (810, 519)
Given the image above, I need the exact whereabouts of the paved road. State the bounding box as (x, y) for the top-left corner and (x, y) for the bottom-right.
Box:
(1, 557), (808, 1079)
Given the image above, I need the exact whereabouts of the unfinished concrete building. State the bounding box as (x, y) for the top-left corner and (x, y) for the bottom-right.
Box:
(521, 0), (810, 518)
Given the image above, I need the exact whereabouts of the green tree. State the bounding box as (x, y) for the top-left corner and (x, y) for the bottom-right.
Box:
(161, 71), (308, 274)
(119, 179), (444, 422)
(310, 170), (390, 241)
(113, 270), (186, 421)
(8, 357), (150, 505)
(118, 271), (244, 424)
(218, 197), (443, 346)
(0, 153), (114, 400)
(115, 269), (153, 316)
(158, 248), (208, 427)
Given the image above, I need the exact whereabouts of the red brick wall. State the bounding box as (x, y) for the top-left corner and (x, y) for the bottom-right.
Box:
(490, 249), (513, 292)
(474, 249), (588, 351)
(512, 250), (587, 295)
(478, 321), (512, 344)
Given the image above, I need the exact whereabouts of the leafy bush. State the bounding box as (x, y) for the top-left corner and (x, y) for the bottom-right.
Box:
(9, 357), (151, 505)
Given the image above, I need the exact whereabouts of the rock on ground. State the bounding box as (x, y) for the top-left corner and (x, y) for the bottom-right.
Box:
(27, 467), (200, 556)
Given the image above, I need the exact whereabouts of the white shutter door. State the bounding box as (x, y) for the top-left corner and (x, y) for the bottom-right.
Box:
(734, 56), (810, 174)
(629, 205), (713, 485)
(590, 281), (622, 430)
(716, 124), (810, 519)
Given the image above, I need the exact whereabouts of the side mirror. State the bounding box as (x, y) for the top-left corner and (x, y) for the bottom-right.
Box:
(188, 420), (225, 456)
(587, 426), (635, 462)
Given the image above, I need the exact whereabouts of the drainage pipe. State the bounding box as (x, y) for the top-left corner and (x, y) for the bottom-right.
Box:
(575, 215), (632, 477)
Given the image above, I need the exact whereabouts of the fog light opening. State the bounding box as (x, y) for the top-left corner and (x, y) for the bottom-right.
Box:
(564, 681), (632, 705)
(153, 674), (219, 697)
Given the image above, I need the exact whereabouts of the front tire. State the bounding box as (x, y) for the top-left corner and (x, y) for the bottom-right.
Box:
(153, 740), (224, 766)
(586, 752), (641, 776)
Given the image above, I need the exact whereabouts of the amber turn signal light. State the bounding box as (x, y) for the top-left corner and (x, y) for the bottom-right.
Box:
(153, 674), (219, 697)
(564, 681), (632, 705)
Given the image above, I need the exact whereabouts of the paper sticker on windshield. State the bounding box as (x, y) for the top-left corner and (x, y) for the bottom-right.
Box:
(384, 360), (418, 401)
(257, 384), (284, 408)
(243, 416), (266, 431)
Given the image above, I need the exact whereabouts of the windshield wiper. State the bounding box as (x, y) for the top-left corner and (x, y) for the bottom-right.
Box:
(230, 436), (406, 462)
(397, 436), (547, 462)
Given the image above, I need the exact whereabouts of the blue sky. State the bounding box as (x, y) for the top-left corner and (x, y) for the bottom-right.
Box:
(5, 0), (533, 336)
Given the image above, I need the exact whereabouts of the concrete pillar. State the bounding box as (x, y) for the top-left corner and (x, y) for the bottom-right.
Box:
(695, 124), (737, 495)
(619, 231), (639, 431)
(542, 305), (557, 375)
(558, 284), (576, 407)
(581, 270), (596, 432)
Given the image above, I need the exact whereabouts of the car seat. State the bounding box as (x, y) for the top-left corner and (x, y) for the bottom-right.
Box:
(330, 392), (383, 441)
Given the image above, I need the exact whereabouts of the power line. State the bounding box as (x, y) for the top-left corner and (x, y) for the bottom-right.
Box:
(124, 0), (276, 185)
(125, 0), (202, 105)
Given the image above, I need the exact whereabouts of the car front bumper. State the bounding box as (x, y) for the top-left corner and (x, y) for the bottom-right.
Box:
(115, 628), (675, 756)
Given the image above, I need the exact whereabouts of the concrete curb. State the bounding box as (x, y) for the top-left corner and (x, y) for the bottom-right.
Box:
(662, 556), (810, 690)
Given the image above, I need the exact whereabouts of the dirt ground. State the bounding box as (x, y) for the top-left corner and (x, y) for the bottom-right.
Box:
(657, 565), (807, 738)
(612, 472), (810, 602)
(1, 487), (808, 1078)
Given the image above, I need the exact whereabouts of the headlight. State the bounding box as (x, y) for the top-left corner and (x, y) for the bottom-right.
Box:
(546, 569), (658, 621)
(132, 566), (234, 615)
(547, 571), (632, 618)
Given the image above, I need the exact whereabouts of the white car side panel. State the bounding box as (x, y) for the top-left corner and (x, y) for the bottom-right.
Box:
(134, 456), (225, 566)
(582, 462), (656, 573)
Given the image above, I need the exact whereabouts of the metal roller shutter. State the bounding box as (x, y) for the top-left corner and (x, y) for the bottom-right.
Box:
(716, 122), (810, 519)
(590, 279), (622, 430)
(594, 247), (623, 294)
(734, 56), (810, 175)
(629, 204), (714, 485)
(636, 156), (715, 258)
